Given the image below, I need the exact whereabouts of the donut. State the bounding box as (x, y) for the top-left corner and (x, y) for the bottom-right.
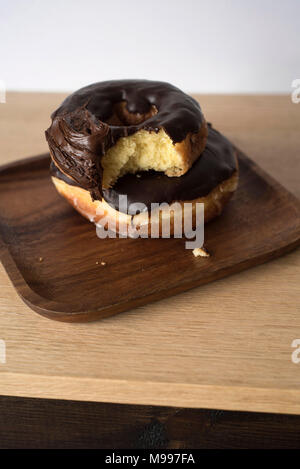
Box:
(45, 79), (208, 198)
(49, 125), (239, 236)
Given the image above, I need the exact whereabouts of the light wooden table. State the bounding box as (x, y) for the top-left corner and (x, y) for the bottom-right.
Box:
(0, 93), (299, 415)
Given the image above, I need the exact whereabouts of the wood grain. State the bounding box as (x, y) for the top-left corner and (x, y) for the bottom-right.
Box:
(0, 151), (299, 322)
(1, 395), (300, 449)
(0, 93), (299, 413)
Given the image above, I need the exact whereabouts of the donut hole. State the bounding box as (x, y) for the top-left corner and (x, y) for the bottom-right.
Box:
(106, 101), (158, 126)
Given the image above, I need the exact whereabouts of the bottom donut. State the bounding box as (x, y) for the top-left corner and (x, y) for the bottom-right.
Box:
(52, 172), (238, 237)
(50, 127), (239, 237)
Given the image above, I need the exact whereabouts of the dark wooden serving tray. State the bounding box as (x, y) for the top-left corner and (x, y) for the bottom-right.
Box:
(0, 151), (299, 322)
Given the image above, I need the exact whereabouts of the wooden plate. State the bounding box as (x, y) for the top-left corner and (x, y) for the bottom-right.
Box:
(0, 152), (299, 322)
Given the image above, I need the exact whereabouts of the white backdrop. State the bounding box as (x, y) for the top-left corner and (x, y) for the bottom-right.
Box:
(1, 0), (299, 93)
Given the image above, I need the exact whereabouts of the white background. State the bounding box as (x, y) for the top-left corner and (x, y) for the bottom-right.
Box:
(1, 0), (299, 93)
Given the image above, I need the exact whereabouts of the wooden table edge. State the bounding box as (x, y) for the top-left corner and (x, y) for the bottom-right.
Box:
(1, 372), (300, 415)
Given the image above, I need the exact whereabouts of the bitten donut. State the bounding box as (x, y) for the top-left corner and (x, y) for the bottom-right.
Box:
(45, 79), (208, 197)
(50, 126), (239, 236)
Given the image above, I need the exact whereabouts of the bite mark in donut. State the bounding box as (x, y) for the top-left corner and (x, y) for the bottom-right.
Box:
(45, 80), (207, 197)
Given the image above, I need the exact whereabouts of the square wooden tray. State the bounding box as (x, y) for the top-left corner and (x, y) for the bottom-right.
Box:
(0, 151), (299, 323)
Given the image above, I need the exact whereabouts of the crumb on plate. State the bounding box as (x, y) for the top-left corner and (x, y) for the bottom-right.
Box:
(192, 247), (210, 258)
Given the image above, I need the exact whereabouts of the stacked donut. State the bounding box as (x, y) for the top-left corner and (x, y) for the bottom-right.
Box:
(46, 80), (238, 235)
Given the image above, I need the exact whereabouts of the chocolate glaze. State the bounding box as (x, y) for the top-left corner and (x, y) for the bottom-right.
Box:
(45, 80), (205, 199)
(51, 126), (237, 215)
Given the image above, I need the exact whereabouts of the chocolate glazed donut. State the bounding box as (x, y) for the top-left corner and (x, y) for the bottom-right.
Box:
(50, 126), (239, 236)
(45, 80), (208, 199)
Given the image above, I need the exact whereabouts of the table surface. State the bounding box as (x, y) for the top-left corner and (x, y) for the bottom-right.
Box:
(0, 93), (299, 415)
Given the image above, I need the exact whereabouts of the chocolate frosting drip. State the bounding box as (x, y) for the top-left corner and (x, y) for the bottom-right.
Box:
(45, 80), (205, 199)
(51, 126), (237, 215)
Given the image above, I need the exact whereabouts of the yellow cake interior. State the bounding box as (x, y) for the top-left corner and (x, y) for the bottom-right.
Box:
(101, 129), (185, 188)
